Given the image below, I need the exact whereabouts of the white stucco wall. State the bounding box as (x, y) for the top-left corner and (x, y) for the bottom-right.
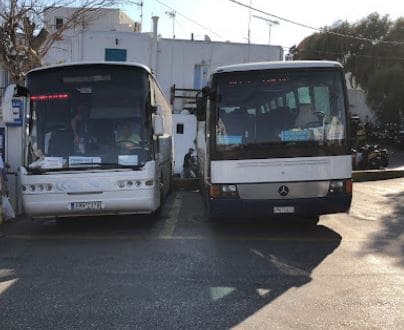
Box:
(156, 38), (282, 109)
(44, 7), (136, 33)
(43, 32), (283, 110)
(348, 88), (376, 124)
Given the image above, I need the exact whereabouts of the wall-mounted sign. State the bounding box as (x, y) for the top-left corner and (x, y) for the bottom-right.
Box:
(5, 98), (23, 126)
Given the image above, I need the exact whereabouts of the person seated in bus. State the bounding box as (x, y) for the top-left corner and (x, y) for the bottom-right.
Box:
(71, 103), (91, 144)
(116, 121), (142, 151)
(294, 103), (321, 129)
(216, 109), (228, 138)
(71, 103), (92, 152)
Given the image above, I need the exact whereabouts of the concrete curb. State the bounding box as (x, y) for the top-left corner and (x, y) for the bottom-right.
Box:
(352, 169), (404, 182)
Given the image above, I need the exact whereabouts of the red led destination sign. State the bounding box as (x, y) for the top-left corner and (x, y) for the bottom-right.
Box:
(30, 93), (69, 101)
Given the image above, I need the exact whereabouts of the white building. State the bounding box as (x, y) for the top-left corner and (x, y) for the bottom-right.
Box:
(44, 15), (283, 112)
(44, 7), (140, 34)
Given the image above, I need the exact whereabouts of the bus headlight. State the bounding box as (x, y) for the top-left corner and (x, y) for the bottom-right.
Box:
(22, 184), (54, 193)
(117, 180), (144, 189)
(328, 179), (352, 193)
(209, 184), (239, 198)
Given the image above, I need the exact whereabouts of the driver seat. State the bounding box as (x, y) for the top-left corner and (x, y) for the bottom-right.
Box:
(295, 104), (319, 128)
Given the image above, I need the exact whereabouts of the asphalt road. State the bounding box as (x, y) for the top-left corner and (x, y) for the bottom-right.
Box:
(0, 178), (403, 329)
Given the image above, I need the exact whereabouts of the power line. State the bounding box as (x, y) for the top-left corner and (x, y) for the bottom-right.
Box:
(284, 46), (404, 62)
(152, 0), (225, 40)
(227, 0), (404, 46)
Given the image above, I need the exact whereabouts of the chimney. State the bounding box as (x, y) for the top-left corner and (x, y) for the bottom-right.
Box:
(152, 16), (159, 40)
(151, 16), (159, 74)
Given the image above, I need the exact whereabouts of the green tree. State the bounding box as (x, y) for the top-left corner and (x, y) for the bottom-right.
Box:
(293, 13), (404, 122)
(367, 65), (404, 122)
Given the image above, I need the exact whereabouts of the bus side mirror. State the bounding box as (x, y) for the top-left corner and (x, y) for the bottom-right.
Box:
(196, 86), (214, 122)
(153, 114), (164, 136)
(201, 86), (210, 97)
(195, 91), (206, 121)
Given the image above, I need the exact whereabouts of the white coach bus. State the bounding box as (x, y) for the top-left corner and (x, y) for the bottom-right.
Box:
(4, 62), (172, 219)
(197, 61), (352, 223)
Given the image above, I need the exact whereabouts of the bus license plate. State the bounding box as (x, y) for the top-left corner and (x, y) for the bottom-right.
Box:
(71, 201), (102, 211)
(273, 206), (295, 214)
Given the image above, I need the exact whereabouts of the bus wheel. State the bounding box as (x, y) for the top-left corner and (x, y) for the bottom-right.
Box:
(151, 186), (164, 218)
(303, 216), (319, 226)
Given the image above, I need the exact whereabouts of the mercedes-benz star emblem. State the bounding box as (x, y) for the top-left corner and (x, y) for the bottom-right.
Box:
(278, 185), (289, 197)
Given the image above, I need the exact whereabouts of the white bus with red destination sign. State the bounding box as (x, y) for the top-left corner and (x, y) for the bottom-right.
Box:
(3, 62), (172, 219)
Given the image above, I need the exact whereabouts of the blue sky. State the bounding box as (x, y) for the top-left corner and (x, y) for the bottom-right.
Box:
(124, 0), (404, 50)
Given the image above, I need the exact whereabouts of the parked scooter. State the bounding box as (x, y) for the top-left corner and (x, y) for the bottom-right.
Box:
(352, 144), (389, 170)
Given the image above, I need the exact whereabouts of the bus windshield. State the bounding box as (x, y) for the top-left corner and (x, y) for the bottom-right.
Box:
(26, 64), (151, 171)
(213, 69), (348, 159)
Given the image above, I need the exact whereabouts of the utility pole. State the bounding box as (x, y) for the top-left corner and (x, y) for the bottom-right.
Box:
(165, 10), (176, 39)
(133, 1), (143, 32)
(252, 14), (279, 44)
(247, 0), (252, 44)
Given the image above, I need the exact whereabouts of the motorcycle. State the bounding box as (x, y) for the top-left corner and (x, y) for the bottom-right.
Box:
(352, 144), (389, 170)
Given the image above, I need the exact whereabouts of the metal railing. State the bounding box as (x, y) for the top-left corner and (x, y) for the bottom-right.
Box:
(170, 84), (200, 112)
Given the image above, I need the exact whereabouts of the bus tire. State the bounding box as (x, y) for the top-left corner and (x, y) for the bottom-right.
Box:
(303, 216), (319, 226)
(151, 186), (164, 218)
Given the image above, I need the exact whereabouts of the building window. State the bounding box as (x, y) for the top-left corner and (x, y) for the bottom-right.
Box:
(55, 17), (64, 30)
(105, 48), (127, 62)
(176, 123), (184, 134)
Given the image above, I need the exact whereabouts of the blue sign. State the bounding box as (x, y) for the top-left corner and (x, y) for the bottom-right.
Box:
(217, 135), (243, 145)
(281, 130), (310, 142)
(105, 48), (127, 62)
(7, 99), (23, 126)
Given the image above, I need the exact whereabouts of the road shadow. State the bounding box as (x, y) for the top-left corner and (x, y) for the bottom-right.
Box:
(363, 190), (404, 267)
(0, 191), (343, 328)
(0, 232), (341, 329)
(1, 193), (177, 239)
(175, 190), (340, 242)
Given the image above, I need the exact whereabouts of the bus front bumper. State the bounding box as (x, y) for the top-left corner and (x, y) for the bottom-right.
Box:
(22, 189), (158, 218)
(208, 194), (352, 219)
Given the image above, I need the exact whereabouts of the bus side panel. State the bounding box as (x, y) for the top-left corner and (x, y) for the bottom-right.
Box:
(210, 156), (352, 184)
(158, 135), (172, 198)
